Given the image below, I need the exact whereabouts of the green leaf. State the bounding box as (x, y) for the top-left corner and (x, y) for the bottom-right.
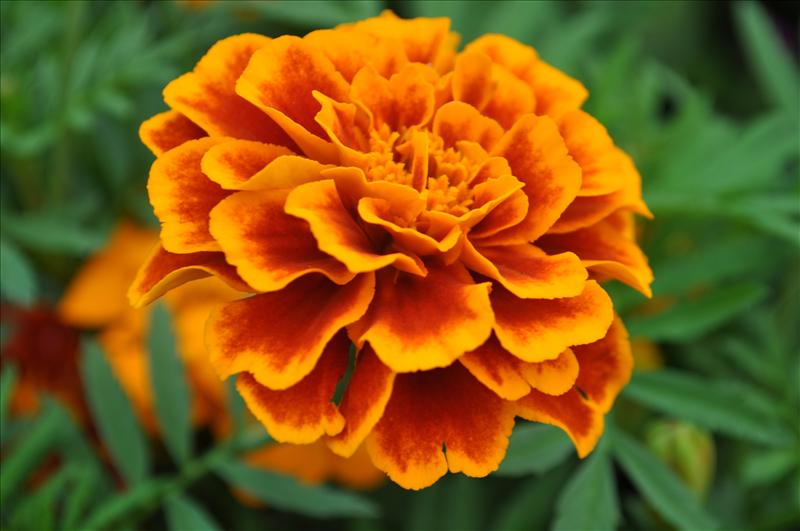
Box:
(8, 461), (76, 531)
(165, 494), (222, 531)
(491, 462), (572, 531)
(740, 448), (798, 487)
(613, 429), (719, 530)
(148, 303), (192, 465)
(1, 212), (107, 255)
(734, 1), (799, 111)
(443, 477), (486, 531)
(80, 338), (150, 485)
(79, 477), (170, 531)
(552, 437), (618, 531)
(214, 460), (378, 519)
(624, 370), (793, 446)
(0, 365), (18, 445)
(0, 401), (68, 505)
(62, 464), (108, 531)
(495, 423), (573, 476)
(627, 282), (768, 341)
(0, 237), (36, 306)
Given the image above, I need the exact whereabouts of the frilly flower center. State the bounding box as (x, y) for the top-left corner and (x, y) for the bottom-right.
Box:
(362, 128), (480, 216)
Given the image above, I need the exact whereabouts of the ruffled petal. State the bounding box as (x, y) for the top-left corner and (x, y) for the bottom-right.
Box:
(355, 264), (493, 373)
(200, 140), (295, 190)
(538, 214), (653, 297)
(559, 110), (624, 197)
(207, 273), (374, 390)
(139, 110), (206, 156)
(328, 345), (396, 457)
(573, 316), (633, 413)
(483, 64), (536, 129)
(284, 179), (425, 275)
(304, 28), (408, 82)
(520, 348), (579, 396)
(462, 241), (587, 299)
(433, 101), (504, 151)
(162, 34), (292, 144)
(389, 64), (437, 129)
(492, 280), (614, 362)
(485, 114), (581, 244)
(209, 188), (354, 292)
(366, 364), (515, 490)
(459, 335), (530, 400)
(236, 332), (349, 443)
(530, 59), (588, 120)
(148, 137), (229, 253)
(452, 50), (494, 111)
(128, 244), (251, 308)
(515, 388), (603, 457)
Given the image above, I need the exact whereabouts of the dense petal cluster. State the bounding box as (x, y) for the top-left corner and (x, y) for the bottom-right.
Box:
(131, 12), (652, 489)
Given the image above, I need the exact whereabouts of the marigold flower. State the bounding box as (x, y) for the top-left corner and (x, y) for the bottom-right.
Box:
(131, 11), (653, 489)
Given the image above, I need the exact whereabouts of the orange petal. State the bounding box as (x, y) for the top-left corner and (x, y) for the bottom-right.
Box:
(486, 114), (581, 244)
(530, 59), (588, 120)
(235, 36), (349, 140)
(328, 345), (396, 457)
(207, 273), (374, 390)
(60, 222), (157, 327)
(389, 64), (437, 129)
(350, 66), (394, 132)
(236, 332), (348, 443)
(366, 363), (515, 490)
(484, 64), (536, 129)
(515, 387), (603, 457)
(139, 110), (206, 156)
(313, 92), (371, 153)
(284, 179), (425, 275)
(357, 197), (461, 256)
(469, 188), (529, 239)
(128, 244), (251, 308)
(464, 34), (538, 83)
(462, 241), (587, 299)
(492, 280), (614, 362)
(520, 348), (579, 396)
(304, 28), (408, 82)
(573, 316), (633, 413)
(452, 50), (494, 111)
(209, 188), (355, 292)
(355, 264), (494, 373)
(538, 216), (653, 297)
(344, 11), (453, 66)
(200, 140), (295, 189)
(433, 101), (504, 151)
(559, 110), (624, 197)
(148, 137), (228, 253)
(459, 335), (530, 400)
(162, 34), (292, 145)
(457, 173), (524, 229)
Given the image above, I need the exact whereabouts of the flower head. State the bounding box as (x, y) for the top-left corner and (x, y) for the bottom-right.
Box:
(131, 11), (653, 489)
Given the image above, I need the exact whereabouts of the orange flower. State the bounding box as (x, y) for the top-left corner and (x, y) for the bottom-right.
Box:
(131, 11), (653, 489)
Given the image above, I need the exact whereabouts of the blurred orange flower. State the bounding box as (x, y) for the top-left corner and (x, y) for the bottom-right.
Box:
(132, 12), (652, 489)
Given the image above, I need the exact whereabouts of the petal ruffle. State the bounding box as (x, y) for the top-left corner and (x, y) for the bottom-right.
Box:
(207, 273), (374, 390)
(366, 363), (515, 490)
(200, 140), (295, 190)
(162, 34), (292, 145)
(515, 387), (603, 457)
(355, 264), (493, 373)
(484, 114), (581, 244)
(462, 241), (587, 299)
(559, 110), (624, 197)
(304, 28), (408, 82)
(492, 280), (613, 362)
(139, 110), (206, 156)
(433, 101), (504, 151)
(459, 335), (530, 400)
(236, 332), (348, 443)
(128, 244), (251, 308)
(209, 188), (355, 292)
(148, 137), (229, 253)
(284, 179), (425, 275)
(327, 345), (396, 457)
(573, 316), (633, 413)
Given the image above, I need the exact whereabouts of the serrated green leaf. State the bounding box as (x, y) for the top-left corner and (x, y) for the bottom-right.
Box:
(552, 437), (618, 531)
(214, 460), (378, 518)
(0, 237), (36, 306)
(627, 283), (768, 341)
(734, 1), (800, 111)
(0, 365), (18, 446)
(624, 370), (793, 446)
(613, 429), (719, 530)
(0, 402), (68, 505)
(491, 462), (572, 531)
(495, 423), (573, 476)
(148, 303), (192, 465)
(80, 338), (150, 485)
(165, 494), (222, 531)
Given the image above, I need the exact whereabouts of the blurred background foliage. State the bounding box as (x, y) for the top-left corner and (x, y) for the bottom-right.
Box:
(1, 1), (798, 530)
